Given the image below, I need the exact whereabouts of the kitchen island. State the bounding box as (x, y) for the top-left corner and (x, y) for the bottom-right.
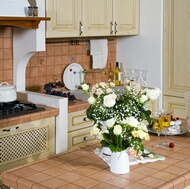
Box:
(1, 128), (190, 189)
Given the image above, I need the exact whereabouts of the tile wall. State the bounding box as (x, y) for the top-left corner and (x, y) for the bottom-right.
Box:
(0, 27), (116, 93)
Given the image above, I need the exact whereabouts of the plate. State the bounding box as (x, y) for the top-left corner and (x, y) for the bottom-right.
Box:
(148, 126), (188, 136)
(63, 63), (84, 90)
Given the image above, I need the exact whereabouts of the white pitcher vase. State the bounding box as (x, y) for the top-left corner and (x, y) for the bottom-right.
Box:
(101, 149), (130, 174)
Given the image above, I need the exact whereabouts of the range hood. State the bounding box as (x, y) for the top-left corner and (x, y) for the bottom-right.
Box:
(0, 0), (48, 91)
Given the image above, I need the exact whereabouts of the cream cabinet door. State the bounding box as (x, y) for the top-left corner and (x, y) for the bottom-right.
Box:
(46, 0), (82, 38)
(83, 0), (112, 36)
(113, 0), (139, 35)
(163, 96), (185, 119)
(163, 0), (190, 117)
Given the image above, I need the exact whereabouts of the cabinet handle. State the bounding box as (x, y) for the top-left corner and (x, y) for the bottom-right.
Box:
(110, 21), (114, 34)
(3, 126), (19, 132)
(80, 21), (83, 36)
(83, 136), (88, 141)
(115, 22), (118, 34)
(83, 117), (88, 121)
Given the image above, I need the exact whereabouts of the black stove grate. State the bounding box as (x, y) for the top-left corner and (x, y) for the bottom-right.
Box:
(0, 101), (45, 119)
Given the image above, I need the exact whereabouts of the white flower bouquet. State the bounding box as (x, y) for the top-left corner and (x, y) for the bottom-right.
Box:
(81, 80), (161, 153)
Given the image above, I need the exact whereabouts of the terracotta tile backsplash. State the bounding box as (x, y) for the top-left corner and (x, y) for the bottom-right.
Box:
(0, 27), (116, 92)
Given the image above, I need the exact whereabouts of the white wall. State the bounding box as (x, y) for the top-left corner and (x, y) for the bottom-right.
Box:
(116, 0), (163, 90)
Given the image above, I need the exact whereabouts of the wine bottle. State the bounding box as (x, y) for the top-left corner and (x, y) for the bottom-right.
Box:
(108, 63), (114, 81)
(114, 62), (121, 86)
(119, 62), (124, 84)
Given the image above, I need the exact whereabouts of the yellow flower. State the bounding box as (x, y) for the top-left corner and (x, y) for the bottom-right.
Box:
(132, 130), (139, 137)
(145, 134), (150, 141)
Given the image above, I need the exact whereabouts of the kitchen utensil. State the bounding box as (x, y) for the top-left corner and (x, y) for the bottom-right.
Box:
(63, 63), (84, 90)
(0, 82), (17, 102)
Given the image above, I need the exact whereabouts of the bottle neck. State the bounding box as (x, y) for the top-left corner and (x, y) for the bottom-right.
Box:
(116, 62), (119, 68)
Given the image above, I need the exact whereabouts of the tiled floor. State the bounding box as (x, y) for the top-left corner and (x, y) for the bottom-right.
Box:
(2, 133), (190, 189)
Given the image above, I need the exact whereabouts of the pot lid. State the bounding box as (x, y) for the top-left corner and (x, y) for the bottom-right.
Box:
(0, 82), (15, 90)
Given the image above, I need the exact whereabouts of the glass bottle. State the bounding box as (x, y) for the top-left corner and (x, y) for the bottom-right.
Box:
(108, 63), (114, 81)
(114, 62), (121, 86)
(119, 62), (124, 84)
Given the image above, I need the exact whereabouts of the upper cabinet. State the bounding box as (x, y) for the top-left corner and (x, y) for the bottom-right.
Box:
(113, 0), (139, 35)
(46, 0), (139, 38)
(46, 0), (82, 38)
(82, 0), (112, 36)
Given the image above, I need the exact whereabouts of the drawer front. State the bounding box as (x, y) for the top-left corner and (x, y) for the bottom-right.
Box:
(68, 127), (96, 149)
(68, 110), (93, 132)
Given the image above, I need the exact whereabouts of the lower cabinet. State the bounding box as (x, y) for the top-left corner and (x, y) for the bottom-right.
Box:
(68, 110), (96, 149)
(163, 96), (186, 119)
(0, 117), (55, 173)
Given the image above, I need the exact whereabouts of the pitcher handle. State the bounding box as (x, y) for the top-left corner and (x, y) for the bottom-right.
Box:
(0, 82), (9, 86)
(100, 149), (111, 166)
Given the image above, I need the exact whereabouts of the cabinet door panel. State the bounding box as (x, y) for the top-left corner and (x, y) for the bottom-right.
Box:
(163, 0), (190, 113)
(46, 0), (82, 38)
(164, 0), (190, 97)
(83, 0), (112, 36)
(163, 96), (185, 119)
(113, 0), (139, 35)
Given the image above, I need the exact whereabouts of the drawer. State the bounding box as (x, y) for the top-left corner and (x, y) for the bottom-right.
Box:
(68, 110), (93, 132)
(68, 127), (96, 149)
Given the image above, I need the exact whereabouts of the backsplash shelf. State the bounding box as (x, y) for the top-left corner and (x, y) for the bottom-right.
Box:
(0, 16), (50, 29)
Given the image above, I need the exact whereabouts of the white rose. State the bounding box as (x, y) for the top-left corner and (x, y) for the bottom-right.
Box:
(154, 87), (162, 97)
(109, 82), (115, 87)
(139, 94), (148, 103)
(90, 124), (100, 136)
(87, 96), (96, 104)
(97, 130), (109, 141)
(97, 131), (103, 141)
(103, 94), (117, 107)
(145, 88), (161, 101)
(113, 125), (122, 135)
(81, 84), (89, 92)
(138, 122), (148, 132)
(125, 116), (139, 127)
(106, 88), (113, 94)
(106, 118), (115, 128)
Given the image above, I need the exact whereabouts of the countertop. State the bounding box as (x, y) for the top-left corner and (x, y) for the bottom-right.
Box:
(2, 129), (190, 189)
(68, 100), (89, 113)
(0, 105), (59, 129)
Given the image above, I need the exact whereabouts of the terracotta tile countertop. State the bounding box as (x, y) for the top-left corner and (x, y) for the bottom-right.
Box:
(68, 100), (89, 113)
(0, 106), (59, 129)
(2, 128), (190, 189)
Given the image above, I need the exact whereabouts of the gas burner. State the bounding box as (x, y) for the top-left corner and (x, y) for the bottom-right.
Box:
(0, 100), (45, 119)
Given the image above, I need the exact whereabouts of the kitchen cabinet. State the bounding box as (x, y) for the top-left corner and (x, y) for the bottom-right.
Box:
(46, 0), (139, 38)
(0, 117), (55, 173)
(68, 110), (95, 149)
(113, 0), (139, 35)
(46, 0), (82, 38)
(163, 0), (190, 119)
(83, 0), (139, 36)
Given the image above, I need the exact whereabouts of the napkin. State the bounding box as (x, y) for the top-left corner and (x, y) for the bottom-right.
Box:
(90, 39), (108, 69)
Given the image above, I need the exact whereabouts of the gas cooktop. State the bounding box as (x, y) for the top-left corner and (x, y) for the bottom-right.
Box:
(0, 100), (45, 119)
